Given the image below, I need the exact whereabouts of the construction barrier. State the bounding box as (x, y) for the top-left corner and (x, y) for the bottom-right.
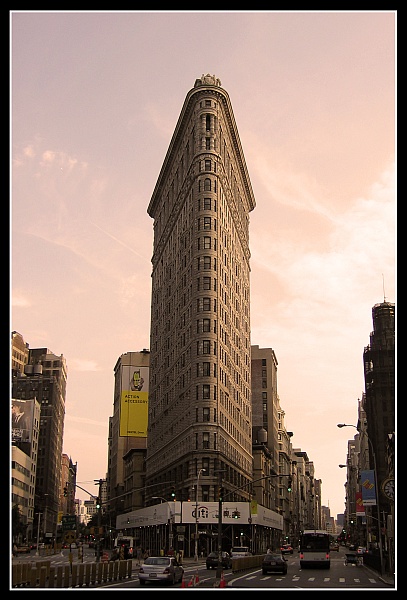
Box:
(232, 554), (264, 572)
(11, 559), (134, 588)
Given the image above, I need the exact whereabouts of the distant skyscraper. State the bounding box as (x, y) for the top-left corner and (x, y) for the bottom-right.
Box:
(145, 74), (256, 503)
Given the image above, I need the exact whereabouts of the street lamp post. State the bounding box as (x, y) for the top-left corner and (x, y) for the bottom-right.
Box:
(35, 513), (42, 556)
(337, 423), (384, 576)
(194, 468), (206, 562)
(152, 496), (173, 553)
(214, 469), (227, 581)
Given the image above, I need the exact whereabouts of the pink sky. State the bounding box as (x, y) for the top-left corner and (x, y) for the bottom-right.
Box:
(11, 11), (396, 518)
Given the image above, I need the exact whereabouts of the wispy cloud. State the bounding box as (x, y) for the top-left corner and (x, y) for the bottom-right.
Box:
(68, 359), (101, 372)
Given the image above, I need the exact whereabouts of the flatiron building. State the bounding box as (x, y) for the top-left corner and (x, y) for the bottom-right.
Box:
(145, 74), (256, 504)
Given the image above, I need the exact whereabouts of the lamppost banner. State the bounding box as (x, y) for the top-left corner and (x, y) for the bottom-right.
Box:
(361, 469), (377, 506)
(356, 491), (366, 516)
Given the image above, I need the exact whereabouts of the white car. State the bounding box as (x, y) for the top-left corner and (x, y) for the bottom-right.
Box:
(138, 556), (184, 586)
(230, 546), (252, 558)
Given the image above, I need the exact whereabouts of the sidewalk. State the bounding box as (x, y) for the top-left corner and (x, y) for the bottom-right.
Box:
(362, 564), (395, 587)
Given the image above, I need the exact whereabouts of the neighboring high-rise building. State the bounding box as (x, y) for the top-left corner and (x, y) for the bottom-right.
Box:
(362, 300), (395, 556)
(251, 346), (280, 477)
(11, 330), (29, 375)
(107, 350), (150, 516)
(145, 74), (256, 504)
(11, 342), (67, 543)
(11, 398), (41, 542)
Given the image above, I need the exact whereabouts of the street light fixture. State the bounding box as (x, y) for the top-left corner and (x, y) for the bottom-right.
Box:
(337, 422), (384, 576)
(194, 468), (206, 562)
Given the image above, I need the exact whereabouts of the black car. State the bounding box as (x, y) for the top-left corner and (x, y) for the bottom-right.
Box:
(206, 551), (232, 570)
(262, 553), (288, 575)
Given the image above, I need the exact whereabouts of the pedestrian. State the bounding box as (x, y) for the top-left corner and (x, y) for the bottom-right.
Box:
(13, 543), (18, 557)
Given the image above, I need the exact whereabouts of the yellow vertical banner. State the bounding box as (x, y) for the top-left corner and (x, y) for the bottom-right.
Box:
(120, 365), (149, 437)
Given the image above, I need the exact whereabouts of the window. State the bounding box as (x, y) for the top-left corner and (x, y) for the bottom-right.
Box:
(203, 407), (210, 421)
(204, 198), (211, 210)
(203, 362), (211, 376)
(206, 137), (211, 150)
(203, 298), (211, 311)
(203, 318), (210, 331)
(204, 178), (211, 191)
(203, 236), (211, 249)
(203, 432), (210, 449)
(205, 159), (211, 171)
(203, 277), (211, 290)
(203, 384), (210, 399)
(203, 217), (211, 229)
(203, 340), (211, 354)
(203, 256), (211, 270)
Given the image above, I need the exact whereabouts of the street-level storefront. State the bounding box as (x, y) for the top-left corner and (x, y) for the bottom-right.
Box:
(115, 500), (283, 557)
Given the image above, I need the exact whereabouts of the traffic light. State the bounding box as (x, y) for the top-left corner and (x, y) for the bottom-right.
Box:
(218, 486), (224, 502)
(170, 487), (176, 500)
(96, 497), (101, 509)
(232, 510), (240, 519)
(287, 477), (292, 492)
(63, 487), (68, 497)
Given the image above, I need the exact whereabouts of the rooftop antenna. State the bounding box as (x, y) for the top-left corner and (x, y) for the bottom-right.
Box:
(382, 273), (387, 302)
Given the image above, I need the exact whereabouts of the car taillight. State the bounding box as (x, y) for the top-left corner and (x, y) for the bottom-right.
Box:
(326, 553), (330, 559)
(300, 553), (304, 559)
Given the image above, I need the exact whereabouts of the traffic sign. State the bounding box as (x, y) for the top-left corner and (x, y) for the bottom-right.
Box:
(64, 531), (76, 544)
(62, 515), (77, 531)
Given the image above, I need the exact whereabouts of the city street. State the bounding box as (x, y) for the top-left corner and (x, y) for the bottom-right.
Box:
(12, 546), (394, 590)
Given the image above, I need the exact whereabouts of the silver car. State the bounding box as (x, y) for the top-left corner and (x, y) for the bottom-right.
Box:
(138, 556), (184, 586)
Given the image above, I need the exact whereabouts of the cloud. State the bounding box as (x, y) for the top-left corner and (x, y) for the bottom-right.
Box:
(64, 414), (107, 427)
(11, 293), (31, 308)
(68, 359), (101, 372)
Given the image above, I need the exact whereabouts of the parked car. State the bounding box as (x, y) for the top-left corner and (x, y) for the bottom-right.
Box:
(138, 556), (184, 586)
(206, 551), (232, 570)
(330, 542), (339, 552)
(262, 553), (288, 575)
(280, 544), (293, 555)
(357, 546), (366, 555)
(15, 545), (31, 554)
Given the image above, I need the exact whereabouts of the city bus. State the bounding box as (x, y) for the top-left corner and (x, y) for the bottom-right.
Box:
(299, 530), (330, 569)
